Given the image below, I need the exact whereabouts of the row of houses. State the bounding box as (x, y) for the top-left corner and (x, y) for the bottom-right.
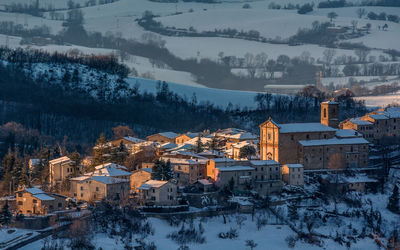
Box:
(15, 101), (390, 215)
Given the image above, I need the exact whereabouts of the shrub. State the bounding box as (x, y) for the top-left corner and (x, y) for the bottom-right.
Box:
(297, 3), (313, 14)
(242, 3), (251, 9)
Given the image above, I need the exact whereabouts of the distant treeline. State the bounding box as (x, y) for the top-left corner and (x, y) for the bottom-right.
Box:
(0, 47), (130, 78)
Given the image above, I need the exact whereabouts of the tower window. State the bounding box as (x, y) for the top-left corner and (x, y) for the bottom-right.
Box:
(323, 108), (327, 118)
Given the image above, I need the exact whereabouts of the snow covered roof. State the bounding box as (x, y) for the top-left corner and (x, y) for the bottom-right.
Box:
(70, 176), (90, 181)
(335, 129), (362, 138)
(349, 118), (372, 126)
(24, 188), (44, 195)
(299, 137), (369, 147)
(168, 150), (207, 159)
(368, 114), (388, 120)
(215, 128), (247, 136)
(49, 156), (72, 165)
(284, 164), (303, 168)
(227, 132), (257, 140)
(250, 160), (279, 166)
(90, 176), (129, 185)
(217, 166), (254, 172)
(123, 136), (144, 143)
(160, 142), (178, 149)
(159, 132), (179, 139)
(278, 123), (336, 133)
(95, 163), (128, 170)
(87, 164), (132, 177)
(210, 158), (236, 163)
(196, 179), (212, 186)
(198, 150), (224, 157)
(321, 101), (338, 104)
(32, 194), (55, 201)
(138, 180), (168, 190)
(161, 157), (206, 165)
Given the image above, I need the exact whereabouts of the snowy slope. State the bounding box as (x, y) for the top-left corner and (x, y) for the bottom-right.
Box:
(126, 76), (259, 108)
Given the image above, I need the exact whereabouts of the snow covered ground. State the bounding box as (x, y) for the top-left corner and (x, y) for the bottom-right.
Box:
(322, 75), (400, 88)
(355, 94), (400, 107)
(18, 213), (380, 250)
(127, 77), (259, 108)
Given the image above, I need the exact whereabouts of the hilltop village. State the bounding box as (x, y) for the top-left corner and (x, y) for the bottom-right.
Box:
(4, 100), (397, 215)
(1, 100), (400, 249)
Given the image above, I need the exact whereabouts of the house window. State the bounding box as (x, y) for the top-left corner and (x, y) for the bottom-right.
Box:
(18, 201), (23, 205)
(80, 186), (83, 190)
(81, 193), (83, 197)
(260, 184), (263, 188)
(58, 203), (62, 208)
(96, 187), (99, 191)
(268, 133), (271, 140)
(18, 193), (22, 197)
(152, 189), (155, 193)
(323, 108), (327, 118)
(151, 196), (156, 200)
(306, 134), (310, 139)
(33, 199), (37, 204)
(291, 135), (294, 141)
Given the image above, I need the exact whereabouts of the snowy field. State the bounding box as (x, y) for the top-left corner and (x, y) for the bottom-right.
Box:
(322, 75), (400, 88)
(18, 213), (380, 250)
(127, 77), (259, 108)
(355, 94), (400, 107)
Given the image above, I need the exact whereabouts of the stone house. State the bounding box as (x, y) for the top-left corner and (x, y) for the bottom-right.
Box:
(340, 107), (400, 143)
(320, 174), (377, 192)
(137, 180), (178, 206)
(161, 157), (207, 186)
(16, 188), (67, 215)
(213, 165), (255, 192)
(130, 168), (152, 192)
(146, 132), (178, 143)
(76, 176), (130, 202)
(249, 160), (282, 195)
(281, 164), (304, 186)
(175, 132), (199, 144)
(298, 137), (369, 170)
(206, 158), (238, 179)
(86, 163), (132, 181)
(49, 156), (77, 188)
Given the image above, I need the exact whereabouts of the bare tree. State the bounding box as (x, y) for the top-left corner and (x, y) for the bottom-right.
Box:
(356, 8), (367, 19)
(327, 12), (338, 23)
(244, 53), (256, 78)
(323, 49), (336, 65)
(354, 49), (370, 62)
(351, 20), (358, 33)
(112, 125), (135, 139)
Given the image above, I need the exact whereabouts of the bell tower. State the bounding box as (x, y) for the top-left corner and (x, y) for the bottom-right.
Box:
(321, 101), (339, 128)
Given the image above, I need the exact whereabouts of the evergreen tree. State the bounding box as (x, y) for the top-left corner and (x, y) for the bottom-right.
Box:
(239, 145), (256, 159)
(0, 201), (12, 227)
(151, 159), (163, 180)
(69, 151), (81, 177)
(388, 185), (400, 214)
(209, 135), (219, 152)
(151, 160), (173, 181)
(93, 133), (110, 168)
(195, 135), (203, 153)
(161, 160), (173, 181)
